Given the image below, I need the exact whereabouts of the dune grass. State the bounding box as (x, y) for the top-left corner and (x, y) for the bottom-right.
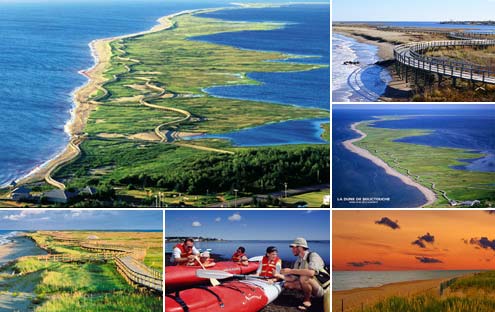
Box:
(364, 295), (495, 312)
(354, 117), (495, 207)
(49, 8), (329, 207)
(36, 292), (162, 312)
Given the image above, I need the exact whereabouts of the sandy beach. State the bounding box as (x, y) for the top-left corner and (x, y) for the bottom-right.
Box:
(343, 121), (437, 207)
(15, 9), (199, 187)
(333, 277), (451, 312)
(0, 235), (46, 267)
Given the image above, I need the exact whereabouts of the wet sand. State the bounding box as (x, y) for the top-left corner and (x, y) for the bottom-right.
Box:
(333, 277), (451, 312)
(0, 235), (47, 267)
(343, 121), (437, 207)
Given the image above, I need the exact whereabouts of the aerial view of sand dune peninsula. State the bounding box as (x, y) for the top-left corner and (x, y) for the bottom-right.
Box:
(332, 0), (495, 102)
(0, 1), (330, 208)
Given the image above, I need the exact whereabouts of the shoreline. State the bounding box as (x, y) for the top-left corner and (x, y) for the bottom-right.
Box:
(332, 28), (413, 101)
(14, 8), (206, 187)
(0, 234), (47, 267)
(342, 121), (437, 207)
(332, 276), (456, 312)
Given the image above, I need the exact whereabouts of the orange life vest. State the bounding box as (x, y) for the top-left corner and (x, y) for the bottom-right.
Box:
(231, 251), (246, 262)
(259, 256), (281, 277)
(175, 243), (193, 265)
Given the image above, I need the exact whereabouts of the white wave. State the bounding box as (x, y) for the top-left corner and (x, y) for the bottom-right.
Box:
(0, 231), (20, 246)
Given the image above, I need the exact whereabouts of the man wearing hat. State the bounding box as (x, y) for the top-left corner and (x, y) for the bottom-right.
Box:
(281, 237), (326, 311)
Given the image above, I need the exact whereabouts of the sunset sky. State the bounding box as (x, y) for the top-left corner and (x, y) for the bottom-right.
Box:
(333, 211), (495, 271)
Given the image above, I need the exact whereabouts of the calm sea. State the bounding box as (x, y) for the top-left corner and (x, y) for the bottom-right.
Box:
(333, 270), (482, 291)
(332, 107), (495, 207)
(0, 0), (234, 187)
(166, 240), (330, 264)
(192, 5), (330, 146)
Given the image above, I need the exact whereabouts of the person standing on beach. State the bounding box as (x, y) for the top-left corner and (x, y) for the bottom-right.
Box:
(281, 237), (326, 311)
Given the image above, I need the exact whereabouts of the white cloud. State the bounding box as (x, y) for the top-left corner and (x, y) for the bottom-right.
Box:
(228, 213), (242, 222)
(215, 217), (221, 222)
(305, 210), (313, 214)
(192, 221), (202, 227)
(3, 210), (45, 221)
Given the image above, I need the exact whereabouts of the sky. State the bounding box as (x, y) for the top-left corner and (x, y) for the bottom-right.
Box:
(166, 210), (330, 240)
(333, 0), (495, 21)
(0, 210), (162, 230)
(333, 211), (495, 271)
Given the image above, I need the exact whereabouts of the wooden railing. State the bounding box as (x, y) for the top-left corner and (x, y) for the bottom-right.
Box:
(394, 39), (495, 84)
(21, 240), (163, 293)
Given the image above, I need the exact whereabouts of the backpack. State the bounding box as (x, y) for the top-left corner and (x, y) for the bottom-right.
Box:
(308, 252), (330, 290)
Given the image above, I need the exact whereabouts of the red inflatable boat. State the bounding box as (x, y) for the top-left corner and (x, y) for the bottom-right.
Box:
(165, 279), (283, 312)
(166, 261), (259, 290)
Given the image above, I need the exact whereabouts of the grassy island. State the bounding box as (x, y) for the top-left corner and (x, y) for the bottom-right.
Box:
(353, 117), (495, 207)
(7, 6), (330, 207)
(0, 231), (162, 311)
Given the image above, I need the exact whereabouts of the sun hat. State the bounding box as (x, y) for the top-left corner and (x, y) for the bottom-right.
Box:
(289, 237), (308, 248)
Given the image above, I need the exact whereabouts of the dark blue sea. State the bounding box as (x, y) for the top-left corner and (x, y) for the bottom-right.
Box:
(0, 1), (326, 186)
(191, 5), (330, 146)
(166, 240), (330, 264)
(332, 106), (495, 208)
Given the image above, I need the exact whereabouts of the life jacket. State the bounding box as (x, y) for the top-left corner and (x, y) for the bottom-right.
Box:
(259, 256), (281, 277)
(231, 251), (246, 262)
(175, 243), (193, 265)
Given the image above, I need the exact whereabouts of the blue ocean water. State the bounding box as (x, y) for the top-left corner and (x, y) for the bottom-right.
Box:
(0, 230), (20, 246)
(358, 21), (495, 32)
(0, 0), (229, 187)
(332, 33), (391, 102)
(333, 270), (482, 291)
(191, 118), (328, 146)
(333, 107), (495, 208)
(166, 240), (330, 264)
(192, 5), (330, 145)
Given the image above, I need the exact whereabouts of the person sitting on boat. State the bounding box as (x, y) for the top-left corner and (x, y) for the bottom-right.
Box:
(232, 246), (250, 266)
(199, 250), (216, 268)
(171, 238), (200, 266)
(281, 237), (328, 311)
(254, 246), (284, 282)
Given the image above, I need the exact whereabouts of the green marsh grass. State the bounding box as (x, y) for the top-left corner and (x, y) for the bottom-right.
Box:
(364, 295), (495, 312)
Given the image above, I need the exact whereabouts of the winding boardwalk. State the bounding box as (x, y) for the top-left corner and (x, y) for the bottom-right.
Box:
(40, 13), (233, 190)
(394, 39), (495, 84)
(23, 240), (163, 293)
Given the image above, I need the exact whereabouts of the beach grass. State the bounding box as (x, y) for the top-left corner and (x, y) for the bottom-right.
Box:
(354, 117), (495, 207)
(364, 295), (495, 312)
(44, 8), (329, 207)
(35, 291), (162, 312)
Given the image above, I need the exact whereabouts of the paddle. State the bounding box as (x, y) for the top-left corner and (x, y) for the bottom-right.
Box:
(248, 256), (263, 262)
(196, 269), (270, 280)
(195, 256), (220, 286)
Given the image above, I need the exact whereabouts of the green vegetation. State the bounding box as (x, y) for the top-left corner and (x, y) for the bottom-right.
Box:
(36, 292), (162, 312)
(0, 231), (163, 311)
(364, 271), (495, 312)
(355, 116), (495, 207)
(47, 8), (328, 207)
(282, 189), (330, 207)
(364, 295), (495, 312)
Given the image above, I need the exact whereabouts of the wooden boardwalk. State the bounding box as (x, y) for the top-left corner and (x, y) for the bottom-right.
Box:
(394, 39), (495, 85)
(22, 241), (163, 293)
